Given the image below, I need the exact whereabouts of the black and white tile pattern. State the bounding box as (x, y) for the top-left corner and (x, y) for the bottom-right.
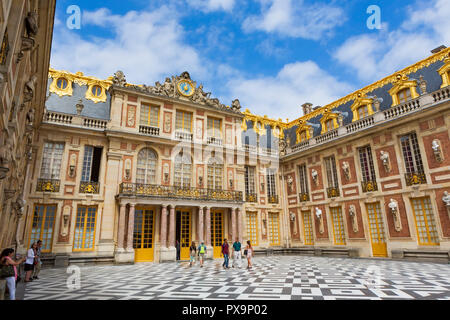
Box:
(24, 256), (450, 300)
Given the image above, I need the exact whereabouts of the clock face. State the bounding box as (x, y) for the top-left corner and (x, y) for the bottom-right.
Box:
(177, 80), (195, 97)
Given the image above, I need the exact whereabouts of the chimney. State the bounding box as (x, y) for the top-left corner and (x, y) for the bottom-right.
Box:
(302, 103), (313, 115)
(431, 45), (447, 54)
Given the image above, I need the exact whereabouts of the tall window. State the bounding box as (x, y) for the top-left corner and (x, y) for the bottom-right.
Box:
(81, 146), (102, 183)
(330, 207), (346, 245)
(359, 146), (376, 182)
(207, 157), (223, 190)
(325, 156), (339, 188)
(29, 205), (56, 252)
(357, 105), (369, 119)
(325, 119), (334, 132)
(411, 198), (439, 245)
(207, 117), (222, 138)
(73, 206), (97, 251)
(400, 132), (424, 175)
(398, 88), (412, 104)
(136, 148), (158, 185)
(174, 152), (192, 188)
(266, 168), (277, 200)
(39, 142), (65, 179)
(245, 166), (256, 198)
(246, 212), (258, 246)
(298, 164), (309, 196)
(299, 130), (308, 142)
(176, 110), (193, 132)
(140, 104), (160, 127)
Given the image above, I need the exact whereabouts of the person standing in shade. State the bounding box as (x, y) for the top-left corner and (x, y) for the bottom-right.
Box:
(189, 242), (197, 267)
(176, 240), (180, 261)
(0, 248), (26, 300)
(32, 240), (42, 280)
(232, 238), (242, 268)
(24, 242), (37, 282)
(221, 239), (230, 269)
(245, 240), (253, 270)
(197, 242), (207, 268)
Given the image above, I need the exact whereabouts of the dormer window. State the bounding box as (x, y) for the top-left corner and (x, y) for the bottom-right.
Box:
(397, 88), (412, 104)
(299, 130), (308, 142)
(357, 105), (369, 119)
(56, 78), (68, 90)
(319, 108), (340, 134)
(325, 119), (334, 132)
(295, 120), (312, 144)
(437, 54), (450, 88)
(350, 93), (376, 122)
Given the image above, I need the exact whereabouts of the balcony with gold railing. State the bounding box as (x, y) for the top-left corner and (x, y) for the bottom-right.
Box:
(79, 181), (100, 194)
(327, 187), (340, 198)
(245, 193), (258, 203)
(361, 180), (378, 193)
(405, 172), (427, 186)
(268, 195), (279, 204)
(36, 179), (60, 193)
(299, 192), (310, 202)
(119, 183), (243, 203)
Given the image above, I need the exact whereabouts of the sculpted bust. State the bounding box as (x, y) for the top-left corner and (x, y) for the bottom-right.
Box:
(380, 151), (390, 172)
(315, 207), (322, 219)
(443, 191), (450, 207)
(311, 169), (318, 184)
(342, 161), (350, 180)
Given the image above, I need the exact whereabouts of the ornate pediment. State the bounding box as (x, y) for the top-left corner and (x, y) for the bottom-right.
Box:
(113, 71), (242, 114)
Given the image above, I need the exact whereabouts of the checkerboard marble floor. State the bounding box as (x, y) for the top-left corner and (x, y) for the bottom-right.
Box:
(24, 256), (450, 300)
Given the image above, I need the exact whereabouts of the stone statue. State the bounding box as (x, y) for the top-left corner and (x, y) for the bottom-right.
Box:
(279, 137), (287, 156)
(25, 12), (39, 38)
(162, 77), (174, 97)
(26, 108), (35, 126)
(287, 175), (294, 192)
(389, 199), (402, 232)
(153, 81), (163, 95)
(348, 205), (358, 233)
(419, 75), (427, 95)
(380, 151), (391, 173)
(231, 99), (242, 111)
(443, 191), (450, 207)
(342, 161), (350, 180)
(432, 139), (443, 163)
(315, 207), (324, 234)
(113, 71), (127, 87)
(25, 75), (38, 96)
(311, 169), (318, 185)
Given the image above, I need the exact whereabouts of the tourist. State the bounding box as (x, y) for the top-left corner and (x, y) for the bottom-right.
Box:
(25, 242), (37, 282)
(197, 242), (207, 268)
(245, 240), (253, 269)
(189, 242), (197, 267)
(1, 248), (26, 300)
(33, 240), (42, 280)
(176, 240), (180, 261)
(221, 239), (230, 269)
(232, 238), (242, 268)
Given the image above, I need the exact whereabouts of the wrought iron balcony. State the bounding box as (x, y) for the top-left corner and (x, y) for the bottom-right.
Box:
(119, 183), (243, 202)
(36, 179), (60, 193)
(327, 187), (340, 198)
(245, 193), (258, 203)
(207, 137), (223, 146)
(139, 125), (160, 137)
(299, 192), (310, 202)
(361, 180), (378, 193)
(405, 172), (426, 186)
(268, 195), (279, 204)
(79, 181), (100, 194)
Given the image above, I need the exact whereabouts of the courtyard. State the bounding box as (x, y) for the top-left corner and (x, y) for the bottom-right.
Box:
(24, 256), (450, 300)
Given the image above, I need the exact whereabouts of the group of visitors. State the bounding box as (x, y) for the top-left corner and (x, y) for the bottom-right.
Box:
(188, 238), (253, 270)
(0, 240), (42, 300)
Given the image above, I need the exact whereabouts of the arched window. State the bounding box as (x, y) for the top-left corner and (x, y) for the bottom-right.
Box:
(357, 105), (369, 119)
(207, 156), (223, 190)
(174, 151), (192, 188)
(397, 88), (412, 104)
(325, 119), (334, 132)
(136, 148), (157, 185)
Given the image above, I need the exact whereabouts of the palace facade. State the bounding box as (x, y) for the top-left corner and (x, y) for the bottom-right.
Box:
(0, 0), (56, 252)
(17, 46), (450, 265)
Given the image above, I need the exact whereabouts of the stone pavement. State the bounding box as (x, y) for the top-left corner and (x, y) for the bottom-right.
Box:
(23, 256), (450, 300)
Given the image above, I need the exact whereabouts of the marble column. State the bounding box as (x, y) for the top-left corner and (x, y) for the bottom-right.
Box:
(198, 207), (204, 243)
(126, 204), (135, 251)
(231, 208), (237, 243)
(160, 205), (168, 248)
(237, 208), (243, 243)
(117, 204), (127, 250)
(168, 205), (175, 247)
(205, 207), (211, 246)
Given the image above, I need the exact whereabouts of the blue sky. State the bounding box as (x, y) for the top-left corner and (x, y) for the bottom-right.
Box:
(50, 0), (449, 121)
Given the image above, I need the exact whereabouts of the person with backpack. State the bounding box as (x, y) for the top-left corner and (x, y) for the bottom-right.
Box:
(232, 238), (242, 269)
(1, 248), (26, 300)
(197, 242), (207, 268)
(221, 239), (230, 269)
(189, 242), (197, 267)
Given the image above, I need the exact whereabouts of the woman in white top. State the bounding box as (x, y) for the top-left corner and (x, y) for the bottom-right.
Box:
(245, 240), (253, 270)
(25, 242), (37, 282)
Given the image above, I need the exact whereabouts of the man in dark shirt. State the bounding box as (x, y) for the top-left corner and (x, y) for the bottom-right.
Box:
(232, 238), (242, 268)
(221, 239), (230, 269)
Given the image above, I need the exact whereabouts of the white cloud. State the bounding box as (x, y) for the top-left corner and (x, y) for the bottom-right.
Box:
(334, 0), (449, 83)
(50, 6), (206, 85)
(227, 61), (353, 121)
(189, 0), (235, 13)
(243, 0), (346, 40)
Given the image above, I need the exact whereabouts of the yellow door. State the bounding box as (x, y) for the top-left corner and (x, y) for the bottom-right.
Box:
(246, 212), (258, 246)
(302, 211), (314, 245)
(134, 209), (155, 262)
(179, 210), (192, 260)
(211, 210), (224, 258)
(268, 213), (280, 246)
(366, 203), (388, 257)
(330, 207), (346, 245)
